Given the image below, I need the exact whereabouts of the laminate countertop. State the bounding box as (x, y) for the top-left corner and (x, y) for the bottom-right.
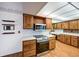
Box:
(51, 32), (79, 36)
(21, 35), (56, 41)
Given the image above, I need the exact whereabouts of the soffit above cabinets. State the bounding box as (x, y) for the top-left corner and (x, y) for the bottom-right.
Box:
(37, 2), (79, 23)
(23, 2), (47, 15)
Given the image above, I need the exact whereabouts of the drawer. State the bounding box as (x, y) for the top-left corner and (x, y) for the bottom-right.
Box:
(23, 40), (36, 45)
(23, 50), (36, 57)
(23, 43), (36, 51)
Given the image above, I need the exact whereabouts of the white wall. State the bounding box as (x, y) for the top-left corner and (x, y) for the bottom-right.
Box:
(0, 2), (50, 56)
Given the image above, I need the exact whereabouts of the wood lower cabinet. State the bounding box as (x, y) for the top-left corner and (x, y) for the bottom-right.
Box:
(57, 35), (62, 41)
(71, 36), (79, 47)
(64, 35), (71, 45)
(57, 35), (66, 43)
(49, 36), (56, 50)
(22, 40), (36, 57)
(57, 34), (79, 48)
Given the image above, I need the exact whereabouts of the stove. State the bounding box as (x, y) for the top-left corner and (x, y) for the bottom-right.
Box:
(34, 35), (49, 54)
(34, 35), (48, 42)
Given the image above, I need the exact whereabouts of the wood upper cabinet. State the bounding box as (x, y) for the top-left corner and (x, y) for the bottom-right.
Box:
(53, 23), (57, 29)
(56, 23), (62, 29)
(33, 16), (46, 24)
(49, 36), (56, 50)
(23, 14), (33, 29)
(22, 40), (36, 57)
(46, 18), (52, 29)
(62, 22), (69, 29)
(69, 20), (78, 29)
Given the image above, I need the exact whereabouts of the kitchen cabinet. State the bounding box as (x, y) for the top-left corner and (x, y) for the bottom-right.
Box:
(49, 36), (56, 50)
(57, 35), (70, 44)
(57, 35), (62, 41)
(46, 18), (52, 29)
(33, 16), (46, 24)
(56, 23), (62, 29)
(60, 35), (67, 43)
(57, 35), (65, 43)
(53, 23), (57, 29)
(22, 40), (36, 57)
(71, 36), (79, 47)
(69, 20), (78, 29)
(62, 22), (69, 29)
(64, 35), (71, 45)
(23, 14), (33, 29)
(57, 34), (79, 48)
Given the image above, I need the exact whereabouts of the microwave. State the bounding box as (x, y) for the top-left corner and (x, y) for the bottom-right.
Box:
(33, 24), (46, 31)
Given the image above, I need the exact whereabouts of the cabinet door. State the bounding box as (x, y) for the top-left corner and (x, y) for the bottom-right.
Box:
(23, 14), (33, 29)
(71, 36), (78, 47)
(65, 35), (71, 45)
(56, 23), (62, 29)
(69, 20), (78, 29)
(49, 37), (56, 50)
(57, 35), (62, 41)
(46, 18), (52, 29)
(61, 35), (66, 43)
(23, 40), (36, 57)
(53, 23), (57, 29)
(62, 22), (69, 29)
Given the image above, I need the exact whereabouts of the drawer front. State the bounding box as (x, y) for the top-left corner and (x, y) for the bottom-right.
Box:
(23, 43), (36, 51)
(23, 40), (36, 45)
(23, 50), (36, 57)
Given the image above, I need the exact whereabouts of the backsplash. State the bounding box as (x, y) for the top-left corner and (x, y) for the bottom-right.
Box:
(64, 29), (79, 33)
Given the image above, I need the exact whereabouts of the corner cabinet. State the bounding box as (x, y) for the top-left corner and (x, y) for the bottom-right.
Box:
(46, 18), (52, 29)
(23, 14), (33, 29)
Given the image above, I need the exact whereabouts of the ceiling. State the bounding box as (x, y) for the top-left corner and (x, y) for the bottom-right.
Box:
(36, 2), (79, 23)
(23, 2), (47, 15)
(1, 2), (79, 23)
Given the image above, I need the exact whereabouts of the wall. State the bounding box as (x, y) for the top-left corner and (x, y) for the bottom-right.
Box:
(0, 2), (50, 56)
(0, 3), (23, 56)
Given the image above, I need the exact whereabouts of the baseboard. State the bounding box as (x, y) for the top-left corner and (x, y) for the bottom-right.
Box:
(2, 51), (23, 57)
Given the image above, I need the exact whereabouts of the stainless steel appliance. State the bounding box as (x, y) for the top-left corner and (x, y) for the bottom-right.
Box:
(33, 24), (46, 31)
(34, 35), (49, 54)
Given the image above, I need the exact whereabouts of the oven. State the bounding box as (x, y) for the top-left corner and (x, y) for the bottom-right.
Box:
(34, 35), (49, 54)
(36, 41), (49, 54)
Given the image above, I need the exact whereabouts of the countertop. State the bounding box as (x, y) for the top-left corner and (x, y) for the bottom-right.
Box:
(21, 36), (36, 41)
(51, 32), (79, 36)
(21, 35), (55, 41)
